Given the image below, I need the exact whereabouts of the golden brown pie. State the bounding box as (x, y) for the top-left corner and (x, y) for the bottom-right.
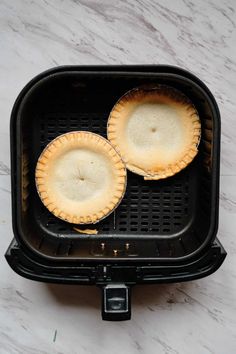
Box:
(107, 85), (201, 180)
(35, 131), (127, 224)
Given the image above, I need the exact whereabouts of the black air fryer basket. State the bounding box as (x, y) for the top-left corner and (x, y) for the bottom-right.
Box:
(6, 66), (226, 320)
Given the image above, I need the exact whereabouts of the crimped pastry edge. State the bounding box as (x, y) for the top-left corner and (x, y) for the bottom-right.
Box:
(107, 84), (201, 180)
(35, 131), (127, 224)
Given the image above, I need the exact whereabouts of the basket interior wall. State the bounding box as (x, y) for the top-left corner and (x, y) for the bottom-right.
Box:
(17, 71), (214, 260)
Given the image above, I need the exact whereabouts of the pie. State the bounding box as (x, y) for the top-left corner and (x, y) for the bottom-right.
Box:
(35, 131), (127, 224)
(107, 85), (201, 180)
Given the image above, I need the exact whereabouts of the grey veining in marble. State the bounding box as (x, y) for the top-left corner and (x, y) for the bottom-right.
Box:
(0, 0), (236, 353)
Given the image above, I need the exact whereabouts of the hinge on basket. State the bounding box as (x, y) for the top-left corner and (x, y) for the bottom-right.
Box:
(96, 265), (111, 281)
(96, 265), (141, 284)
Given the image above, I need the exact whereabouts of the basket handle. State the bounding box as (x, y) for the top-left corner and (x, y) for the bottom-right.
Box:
(101, 284), (131, 321)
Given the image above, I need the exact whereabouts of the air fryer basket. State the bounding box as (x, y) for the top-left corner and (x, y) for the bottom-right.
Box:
(6, 66), (226, 320)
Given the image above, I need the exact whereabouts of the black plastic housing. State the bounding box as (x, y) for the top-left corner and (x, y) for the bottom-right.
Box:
(6, 65), (226, 320)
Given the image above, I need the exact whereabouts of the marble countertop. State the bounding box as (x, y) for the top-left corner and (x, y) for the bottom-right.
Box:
(1, 0), (236, 353)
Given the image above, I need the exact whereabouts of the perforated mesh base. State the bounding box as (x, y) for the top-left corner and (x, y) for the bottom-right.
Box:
(36, 112), (197, 237)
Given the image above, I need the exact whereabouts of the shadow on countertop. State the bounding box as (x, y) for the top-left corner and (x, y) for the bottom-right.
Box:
(46, 281), (198, 314)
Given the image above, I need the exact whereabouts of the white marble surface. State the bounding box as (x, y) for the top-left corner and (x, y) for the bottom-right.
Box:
(0, 0), (236, 353)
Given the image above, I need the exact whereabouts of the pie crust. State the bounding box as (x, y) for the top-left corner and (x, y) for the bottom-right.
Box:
(35, 131), (127, 224)
(107, 85), (201, 180)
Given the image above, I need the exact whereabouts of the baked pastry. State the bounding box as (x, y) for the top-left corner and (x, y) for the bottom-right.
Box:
(107, 85), (201, 180)
(35, 131), (127, 224)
